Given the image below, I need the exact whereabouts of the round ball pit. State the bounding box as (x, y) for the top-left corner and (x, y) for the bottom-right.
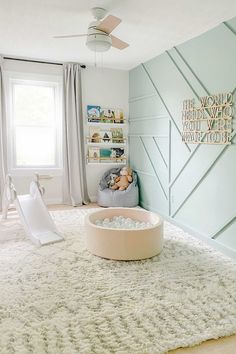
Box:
(85, 208), (163, 260)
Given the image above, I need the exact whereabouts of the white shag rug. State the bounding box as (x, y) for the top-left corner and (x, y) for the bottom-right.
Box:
(0, 208), (236, 354)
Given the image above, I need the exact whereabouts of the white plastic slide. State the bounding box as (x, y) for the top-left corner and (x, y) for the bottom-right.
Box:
(2, 174), (64, 246)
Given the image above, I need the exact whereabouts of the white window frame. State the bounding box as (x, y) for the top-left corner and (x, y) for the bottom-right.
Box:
(6, 71), (63, 175)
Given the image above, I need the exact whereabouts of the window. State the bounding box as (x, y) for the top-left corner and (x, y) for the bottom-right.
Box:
(7, 74), (62, 171)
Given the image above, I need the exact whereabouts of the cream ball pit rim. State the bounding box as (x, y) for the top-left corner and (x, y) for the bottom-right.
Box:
(85, 208), (163, 260)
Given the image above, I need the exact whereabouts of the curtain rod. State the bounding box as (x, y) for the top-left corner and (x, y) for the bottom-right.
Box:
(3, 56), (86, 69)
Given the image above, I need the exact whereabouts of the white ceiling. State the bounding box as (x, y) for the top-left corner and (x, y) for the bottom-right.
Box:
(0, 0), (236, 70)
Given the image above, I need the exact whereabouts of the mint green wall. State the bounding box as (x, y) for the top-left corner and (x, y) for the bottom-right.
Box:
(129, 17), (236, 257)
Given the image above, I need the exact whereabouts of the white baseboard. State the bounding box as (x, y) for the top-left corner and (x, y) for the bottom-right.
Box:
(140, 201), (236, 260)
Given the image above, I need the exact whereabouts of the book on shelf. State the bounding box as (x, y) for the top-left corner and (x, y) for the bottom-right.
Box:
(100, 108), (115, 123)
(114, 109), (124, 124)
(111, 127), (124, 143)
(99, 107), (125, 123)
(100, 148), (125, 162)
(100, 148), (125, 160)
(100, 130), (112, 143)
(89, 127), (101, 143)
(88, 147), (126, 163)
(88, 147), (100, 162)
(87, 105), (100, 122)
(111, 148), (125, 161)
(100, 148), (113, 161)
(87, 104), (125, 123)
(89, 127), (113, 143)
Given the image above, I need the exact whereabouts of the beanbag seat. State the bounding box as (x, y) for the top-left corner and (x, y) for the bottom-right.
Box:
(97, 167), (139, 207)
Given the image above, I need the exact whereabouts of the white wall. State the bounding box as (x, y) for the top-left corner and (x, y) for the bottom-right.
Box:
(4, 60), (129, 204)
(82, 66), (129, 201)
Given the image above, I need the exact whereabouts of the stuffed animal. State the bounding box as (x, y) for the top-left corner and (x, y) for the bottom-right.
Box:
(111, 167), (133, 191)
(107, 173), (118, 189)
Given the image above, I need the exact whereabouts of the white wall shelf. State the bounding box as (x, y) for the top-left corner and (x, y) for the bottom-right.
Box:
(87, 142), (126, 147)
(86, 109), (128, 166)
(87, 161), (126, 166)
(87, 121), (126, 127)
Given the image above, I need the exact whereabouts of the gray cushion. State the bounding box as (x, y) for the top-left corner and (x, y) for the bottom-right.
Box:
(97, 168), (139, 207)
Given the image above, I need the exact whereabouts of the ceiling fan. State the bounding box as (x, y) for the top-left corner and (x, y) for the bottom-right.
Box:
(54, 7), (129, 52)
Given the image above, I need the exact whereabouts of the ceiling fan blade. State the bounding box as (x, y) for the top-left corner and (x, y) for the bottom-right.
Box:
(53, 34), (87, 39)
(96, 15), (121, 34)
(111, 35), (129, 50)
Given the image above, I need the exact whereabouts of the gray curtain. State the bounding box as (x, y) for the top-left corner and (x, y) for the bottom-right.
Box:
(0, 56), (7, 211)
(62, 63), (90, 206)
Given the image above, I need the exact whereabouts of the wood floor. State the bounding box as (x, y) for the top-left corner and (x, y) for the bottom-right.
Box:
(170, 334), (236, 354)
(4, 203), (236, 353)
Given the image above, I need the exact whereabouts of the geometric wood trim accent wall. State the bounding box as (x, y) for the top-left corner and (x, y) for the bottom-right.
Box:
(129, 17), (236, 255)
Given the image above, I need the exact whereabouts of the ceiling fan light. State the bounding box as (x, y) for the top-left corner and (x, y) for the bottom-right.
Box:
(86, 34), (112, 52)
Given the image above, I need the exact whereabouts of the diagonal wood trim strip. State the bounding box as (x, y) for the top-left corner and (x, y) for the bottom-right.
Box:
(169, 121), (235, 189)
(134, 169), (156, 177)
(171, 136), (235, 217)
(169, 48), (235, 188)
(152, 137), (168, 168)
(141, 63), (191, 153)
(223, 21), (236, 36)
(173, 47), (210, 95)
(212, 214), (236, 239)
(139, 136), (168, 200)
(166, 50), (200, 100)
(129, 93), (157, 102)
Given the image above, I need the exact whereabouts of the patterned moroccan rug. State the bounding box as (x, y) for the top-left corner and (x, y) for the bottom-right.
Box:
(0, 208), (236, 354)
